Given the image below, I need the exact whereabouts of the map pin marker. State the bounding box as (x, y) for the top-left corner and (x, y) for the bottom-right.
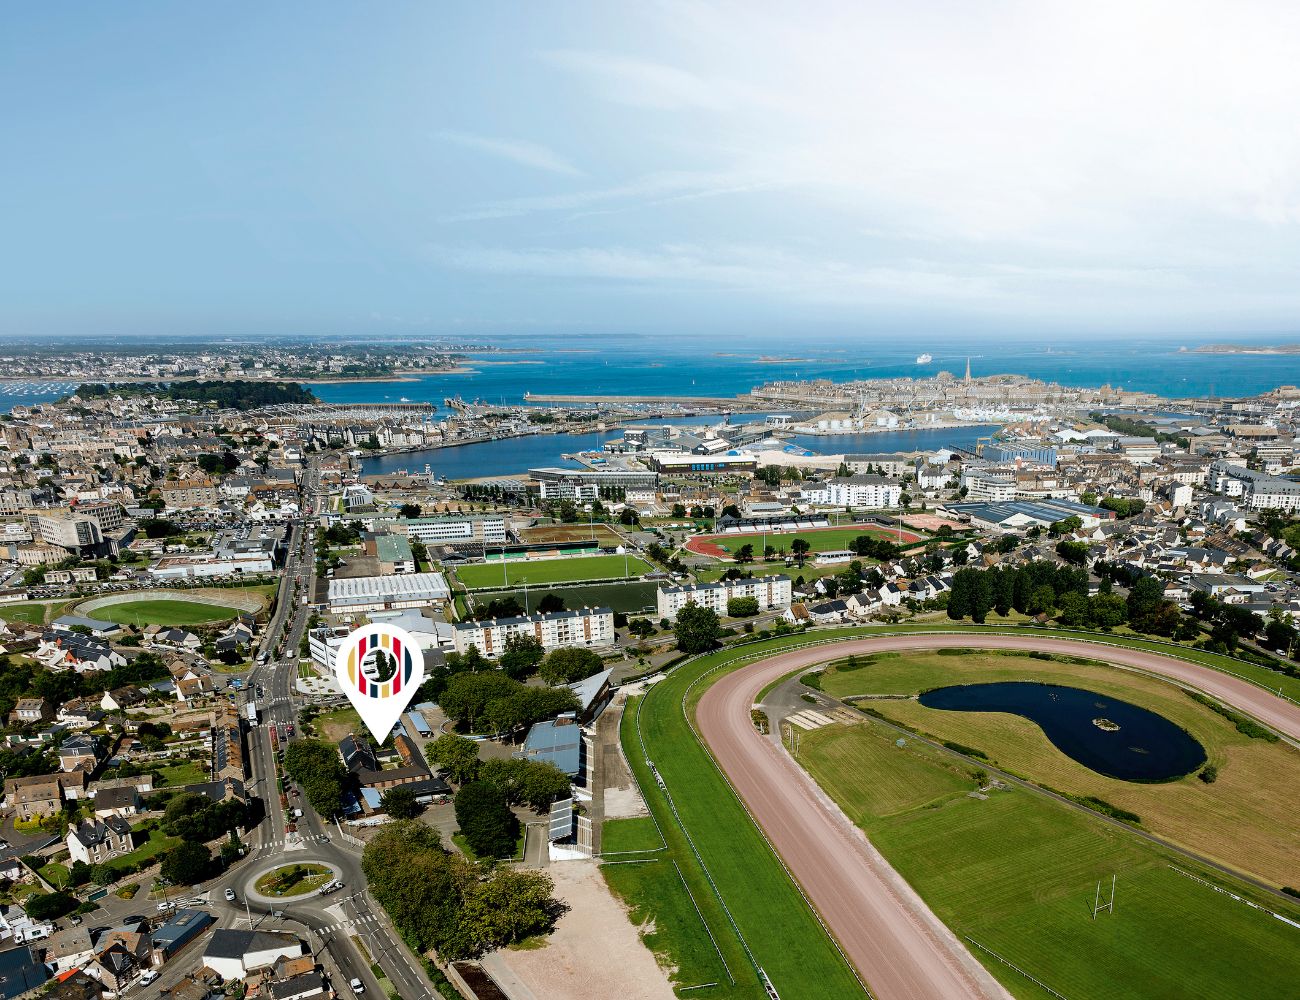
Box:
(335, 621), (425, 743)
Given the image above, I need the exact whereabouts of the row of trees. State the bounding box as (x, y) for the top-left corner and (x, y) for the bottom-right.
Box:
(437, 671), (580, 735)
(362, 821), (563, 960)
(945, 561), (1192, 638)
(283, 739), (349, 817)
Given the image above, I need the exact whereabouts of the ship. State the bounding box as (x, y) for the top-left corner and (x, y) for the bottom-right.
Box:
(916, 353), (933, 364)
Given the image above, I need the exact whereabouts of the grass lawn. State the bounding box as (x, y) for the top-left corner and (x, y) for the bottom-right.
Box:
(93, 598), (244, 626)
(601, 855), (735, 991)
(455, 553), (654, 590)
(600, 816), (665, 855)
(470, 580), (659, 614)
(106, 825), (181, 874)
(152, 762), (209, 787)
(692, 524), (923, 558)
(0, 602), (59, 626)
(800, 718), (1300, 1000)
(39, 863), (71, 889)
(255, 863), (334, 897)
(819, 649), (1300, 888)
(316, 706), (363, 743)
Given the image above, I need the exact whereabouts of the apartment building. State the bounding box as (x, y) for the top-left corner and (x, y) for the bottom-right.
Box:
(452, 607), (615, 656)
(656, 575), (793, 620)
(160, 478), (218, 508)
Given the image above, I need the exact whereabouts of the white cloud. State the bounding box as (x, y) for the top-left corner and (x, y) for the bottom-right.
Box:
(435, 129), (584, 177)
(540, 49), (734, 110)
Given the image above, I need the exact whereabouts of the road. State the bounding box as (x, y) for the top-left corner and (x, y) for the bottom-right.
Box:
(126, 458), (439, 999)
(695, 633), (1300, 1000)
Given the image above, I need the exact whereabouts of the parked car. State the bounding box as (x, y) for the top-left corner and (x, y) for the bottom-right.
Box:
(349, 978), (365, 995)
(140, 971), (159, 986)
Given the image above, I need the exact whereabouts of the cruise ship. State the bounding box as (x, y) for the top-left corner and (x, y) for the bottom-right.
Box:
(915, 353), (933, 364)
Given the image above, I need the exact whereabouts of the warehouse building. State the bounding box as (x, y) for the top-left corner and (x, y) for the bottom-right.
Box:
(656, 576), (792, 620)
(326, 572), (450, 613)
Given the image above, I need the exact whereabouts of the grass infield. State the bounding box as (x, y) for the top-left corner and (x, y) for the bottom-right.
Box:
(801, 718), (1300, 999)
(92, 598), (244, 626)
(820, 649), (1300, 887)
(455, 553), (653, 590)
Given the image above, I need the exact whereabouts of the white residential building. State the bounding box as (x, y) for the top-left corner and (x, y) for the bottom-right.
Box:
(656, 576), (793, 620)
(452, 607), (615, 656)
(824, 475), (903, 509)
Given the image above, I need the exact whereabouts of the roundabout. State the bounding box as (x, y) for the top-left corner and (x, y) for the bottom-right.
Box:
(245, 861), (341, 904)
(629, 629), (1300, 1000)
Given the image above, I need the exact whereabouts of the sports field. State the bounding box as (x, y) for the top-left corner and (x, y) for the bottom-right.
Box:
(92, 598), (246, 626)
(819, 649), (1300, 886)
(801, 718), (1300, 999)
(686, 523), (922, 559)
(471, 580), (658, 613)
(519, 523), (626, 546)
(455, 553), (653, 590)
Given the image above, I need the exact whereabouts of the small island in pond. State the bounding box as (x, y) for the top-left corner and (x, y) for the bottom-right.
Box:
(1092, 718), (1121, 732)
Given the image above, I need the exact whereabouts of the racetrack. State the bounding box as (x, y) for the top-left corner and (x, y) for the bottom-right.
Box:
(696, 633), (1300, 1000)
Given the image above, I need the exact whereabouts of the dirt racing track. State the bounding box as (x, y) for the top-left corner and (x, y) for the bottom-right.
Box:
(695, 634), (1300, 1000)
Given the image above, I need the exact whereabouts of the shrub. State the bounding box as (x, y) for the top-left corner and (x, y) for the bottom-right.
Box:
(1198, 765), (1218, 784)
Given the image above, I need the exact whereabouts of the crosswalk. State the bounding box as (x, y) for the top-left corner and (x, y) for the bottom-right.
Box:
(254, 833), (332, 849)
(319, 912), (381, 933)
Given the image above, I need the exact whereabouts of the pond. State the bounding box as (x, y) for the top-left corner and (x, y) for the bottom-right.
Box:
(918, 681), (1206, 782)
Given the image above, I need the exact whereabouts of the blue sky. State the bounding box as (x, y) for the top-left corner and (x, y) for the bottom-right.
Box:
(5, 1), (1300, 340)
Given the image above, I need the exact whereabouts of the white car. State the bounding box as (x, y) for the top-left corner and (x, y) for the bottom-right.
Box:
(139, 970), (159, 985)
(350, 978), (365, 994)
(224, 888), (237, 902)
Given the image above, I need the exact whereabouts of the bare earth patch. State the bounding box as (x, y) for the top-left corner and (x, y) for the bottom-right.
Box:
(481, 861), (674, 1000)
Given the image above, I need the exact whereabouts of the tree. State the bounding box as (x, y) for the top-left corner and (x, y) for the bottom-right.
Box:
(1048, 516), (1082, 537)
(479, 757), (572, 812)
(1055, 540), (1090, 565)
(459, 868), (562, 953)
(538, 647), (603, 686)
(1089, 593), (1127, 629)
(398, 503), (422, 519)
(734, 543), (754, 564)
(790, 538), (811, 566)
(160, 841), (212, 886)
(1026, 584), (1057, 616)
(25, 891), (77, 920)
(536, 594), (566, 614)
(675, 602), (722, 654)
(362, 821), (562, 960)
(1056, 591), (1091, 627)
(283, 739), (348, 818)
(381, 786), (421, 819)
(427, 733), (481, 785)
(499, 634), (545, 680)
(455, 781), (520, 859)
(440, 672), (520, 732)
(726, 596), (759, 618)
